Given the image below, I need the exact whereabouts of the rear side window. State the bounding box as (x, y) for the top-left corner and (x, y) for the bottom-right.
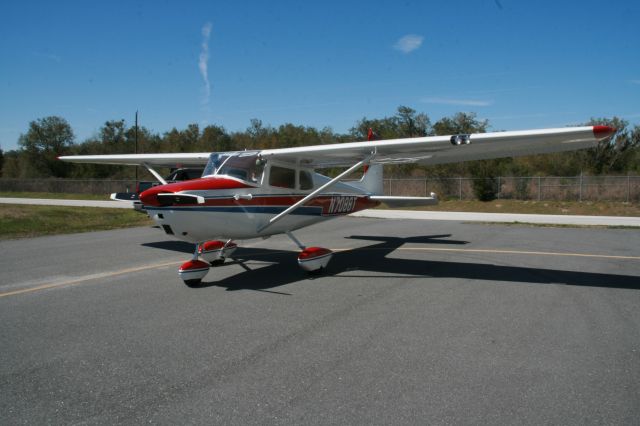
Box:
(299, 170), (313, 190)
(269, 166), (296, 189)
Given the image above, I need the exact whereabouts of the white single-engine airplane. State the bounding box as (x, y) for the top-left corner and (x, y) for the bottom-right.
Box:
(60, 125), (614, 286)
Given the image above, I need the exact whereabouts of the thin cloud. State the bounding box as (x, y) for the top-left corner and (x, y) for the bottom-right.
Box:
(421, 97), (493, 107)
(630, 80), (640, 85)
(199, 22), (212, 105)
(485, 112), (551, 120)
(394, 34), (424, 54)
(488, 111), (581, 121)
(34, 52), (62, 63)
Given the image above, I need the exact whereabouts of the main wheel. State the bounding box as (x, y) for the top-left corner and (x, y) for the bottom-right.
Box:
(210, 258), (226, 267)
(183, 278), (202, 288)
(306, 266), (325, 276)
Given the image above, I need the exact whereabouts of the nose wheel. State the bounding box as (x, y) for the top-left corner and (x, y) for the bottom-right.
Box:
(179, 240), (237, 286)
(178, 259), (210, 287)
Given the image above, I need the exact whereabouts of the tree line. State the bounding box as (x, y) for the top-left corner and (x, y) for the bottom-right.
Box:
(1, 107), (638, 184)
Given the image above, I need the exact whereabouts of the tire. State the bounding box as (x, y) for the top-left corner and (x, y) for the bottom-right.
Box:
(183, 279), (202, 287)
(210, 258), (226, 267)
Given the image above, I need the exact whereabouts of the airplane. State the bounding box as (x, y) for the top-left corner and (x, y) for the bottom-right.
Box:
(60, 125), (615, 286)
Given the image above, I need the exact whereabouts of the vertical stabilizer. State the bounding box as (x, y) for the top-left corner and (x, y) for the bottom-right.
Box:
(358, 162), (384, 195)
(353, 128), (384, 195)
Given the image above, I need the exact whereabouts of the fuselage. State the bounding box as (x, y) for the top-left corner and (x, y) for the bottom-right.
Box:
(140, 156), (379, 243)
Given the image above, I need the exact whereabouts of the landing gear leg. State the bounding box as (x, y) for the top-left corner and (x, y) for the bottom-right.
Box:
(286, 231), (306, 251)
(200, 239), (238, 266)
(286, 231), (333, 273)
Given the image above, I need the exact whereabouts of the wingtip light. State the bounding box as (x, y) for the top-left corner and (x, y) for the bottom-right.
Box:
(593, 125), (615, 139)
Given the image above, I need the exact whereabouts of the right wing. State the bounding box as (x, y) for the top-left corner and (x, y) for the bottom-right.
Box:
(58, 152), (212, 167)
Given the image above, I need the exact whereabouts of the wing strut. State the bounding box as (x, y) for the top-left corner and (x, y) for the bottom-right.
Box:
(142, 162), (167, 185)
(257, 156), (371, 233)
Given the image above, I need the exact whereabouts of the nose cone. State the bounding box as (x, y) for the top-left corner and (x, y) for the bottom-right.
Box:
(139, 186), (167, 206)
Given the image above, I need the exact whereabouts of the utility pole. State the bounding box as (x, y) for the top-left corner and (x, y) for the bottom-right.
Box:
(134, 110), (138, 183)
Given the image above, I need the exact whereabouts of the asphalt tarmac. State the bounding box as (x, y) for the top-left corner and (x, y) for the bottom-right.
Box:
(1, 217), (639, 424)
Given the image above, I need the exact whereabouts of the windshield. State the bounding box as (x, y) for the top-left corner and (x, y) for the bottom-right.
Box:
(204, 152), (264, 184)
(202, 153), (229, 177)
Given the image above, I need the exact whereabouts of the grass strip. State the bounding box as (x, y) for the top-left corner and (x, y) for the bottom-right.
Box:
(379, 199), (640, 217)
(0, 204), (151, 240)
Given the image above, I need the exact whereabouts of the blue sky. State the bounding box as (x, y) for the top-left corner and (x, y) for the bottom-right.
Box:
(1, 0), (638, 151)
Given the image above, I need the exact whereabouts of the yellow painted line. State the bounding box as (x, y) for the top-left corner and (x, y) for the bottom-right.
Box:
(0, 260), (181, 299)
(331, 247), (640, 260)
(2, 246), (637, 299)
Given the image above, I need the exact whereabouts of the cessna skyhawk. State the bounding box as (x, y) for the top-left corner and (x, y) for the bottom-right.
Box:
(60, 125), (614, 286)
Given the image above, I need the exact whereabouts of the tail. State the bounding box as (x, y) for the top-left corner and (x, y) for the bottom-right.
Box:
(353, 128), (383, 195)
(355, 128), (439, 207)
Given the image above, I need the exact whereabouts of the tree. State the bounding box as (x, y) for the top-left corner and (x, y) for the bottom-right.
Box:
(630, 126), (640, 174)
(432, 112), (488, 135)
(432, 112), (500, 200)
(351, 106), (432, 140)
(18, 116), (75, 177)
(201, 125), (232, 151)
(1, 150), (20, 178)
(580, 117), (637, 174)
(183, 123), (200, 148)
(160, 124), (202, 153)
(100, 120), (127, 149)
(396, 106), (431, 137)
(0, 147), (3, 177)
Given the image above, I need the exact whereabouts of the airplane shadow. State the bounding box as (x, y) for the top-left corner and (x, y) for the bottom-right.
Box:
(142, 240), (194, 254)
(142, 235), (640, 293)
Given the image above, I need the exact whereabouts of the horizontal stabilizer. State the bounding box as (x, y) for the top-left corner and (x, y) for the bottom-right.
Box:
(369, 194), (438, 208)
(156, 193), (205, 206)
(111, 192), (140, 202)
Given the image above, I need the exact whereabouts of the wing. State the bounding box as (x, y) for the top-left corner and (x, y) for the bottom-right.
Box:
(260, 126), (614, 168)
(58, 152), (212, 167)
(58, 126), (614, 169)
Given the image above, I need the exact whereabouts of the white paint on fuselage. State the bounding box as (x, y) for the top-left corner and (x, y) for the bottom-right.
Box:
(146, 169), (372, 243)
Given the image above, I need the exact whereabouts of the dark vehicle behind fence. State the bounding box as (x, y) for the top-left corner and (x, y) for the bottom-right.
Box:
(112, 168), (204, 211)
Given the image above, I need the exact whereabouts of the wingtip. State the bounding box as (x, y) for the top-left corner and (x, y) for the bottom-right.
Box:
(593, 125), (615, 139)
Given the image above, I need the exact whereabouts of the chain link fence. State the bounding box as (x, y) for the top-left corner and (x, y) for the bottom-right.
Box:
(0, 176), (638, 202)
(0, 179), (138, 195)
(384, 176), (640, 202)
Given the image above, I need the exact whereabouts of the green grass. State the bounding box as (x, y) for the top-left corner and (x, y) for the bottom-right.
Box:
(1, 193), (637, 241)
(0, 191), (109, 200)
(0, 204), (152, 240)
(379, 199), (640, 217)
